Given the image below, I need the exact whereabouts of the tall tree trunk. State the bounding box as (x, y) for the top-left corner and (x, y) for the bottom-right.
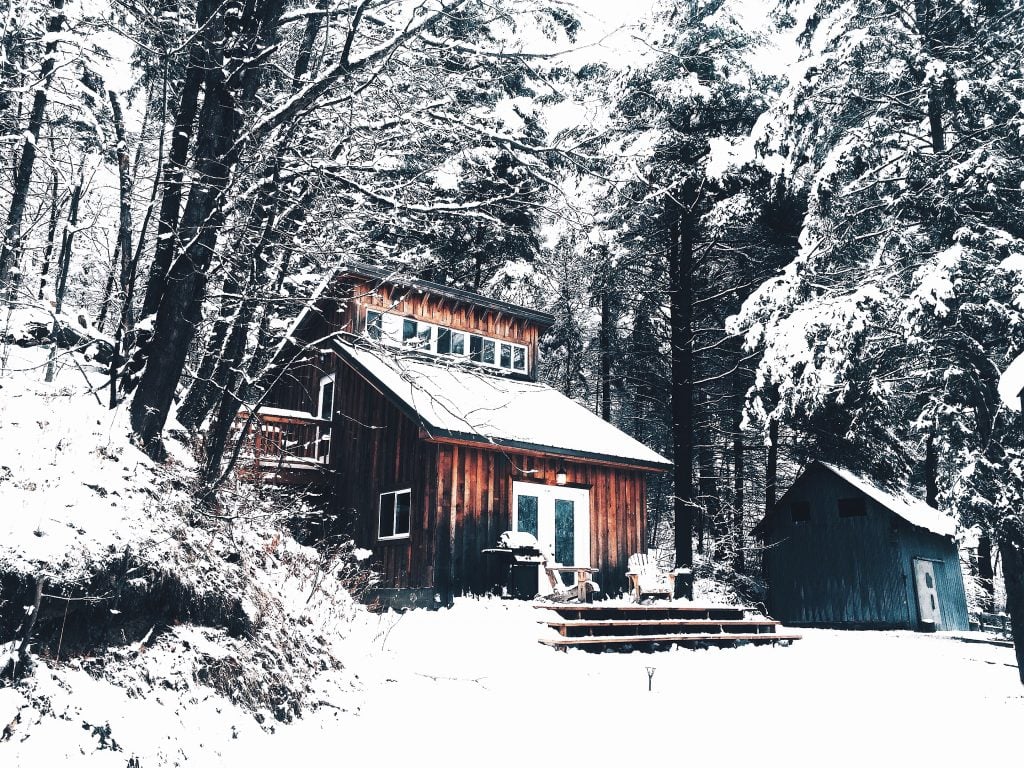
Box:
(128, 62), (169, 321)
(732, 361), (745, 572)
(668, 195), (695, 594)
(45, 175), (81, 382)
(176, 276), (239, 430)
(139, 0), (215, 320)
(0, 0), (65, 285)
(38, 171), (61, 299)
(130, 0), (286, 457)
(925, 432), (939, 507)
(978, 533), (996, 614)
(96, 246), (119, 332)
(997, 531), (1024, 684)
(914, 0), (945, 153)
(766, 416), (778, 516)
(698, 435), (719, 559)
(107, 89), (136, 408)
(598, 262), (613, 423)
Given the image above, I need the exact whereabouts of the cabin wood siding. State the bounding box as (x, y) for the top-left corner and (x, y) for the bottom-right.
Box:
(762, 464), (969, 630)
(435, 445), (648, 597)
(324, 356), (438, 591)
(321, 354), (649, 597)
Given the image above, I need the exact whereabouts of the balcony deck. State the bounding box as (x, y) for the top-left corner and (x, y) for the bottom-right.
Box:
(236, 408), (332, 486)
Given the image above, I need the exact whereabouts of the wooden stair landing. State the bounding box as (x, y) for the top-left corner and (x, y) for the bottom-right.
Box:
(536, 603), (801, 652)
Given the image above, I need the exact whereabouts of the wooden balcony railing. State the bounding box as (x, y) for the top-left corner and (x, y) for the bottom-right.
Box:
(238, 409), (331, 476)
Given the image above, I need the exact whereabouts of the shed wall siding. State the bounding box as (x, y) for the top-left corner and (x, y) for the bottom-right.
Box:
(896, 524), (970, 631)
(764, 465), (970, 630)
(764, 465), (910, 628)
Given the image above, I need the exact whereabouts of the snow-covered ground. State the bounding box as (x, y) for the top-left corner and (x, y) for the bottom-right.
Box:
(4, 597), (1021, 767)
(2, 316), (1021, 768)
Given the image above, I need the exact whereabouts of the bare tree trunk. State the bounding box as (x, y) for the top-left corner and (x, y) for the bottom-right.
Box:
(131, 0), (287, 458)
(44, 176), (81, 382)
(978, 533), (996, 614)
(914, 0), (945, 153)
(698, 435), (719, 559)
(925, 432), (939, 507)
(997, 531), (1024, 684)
(38, 171), (61, 299)
(96, 245), (119, 332)
(175, 277), (238, 430)
(732, 365), (745, 572)
(139, 0), (216, 320)
(766, 416), (778, 515)
(0, 0), (65, 286)
(107, 89), (136, 408)
(668, 194), (695, 595)
(598, 259), (613, 423)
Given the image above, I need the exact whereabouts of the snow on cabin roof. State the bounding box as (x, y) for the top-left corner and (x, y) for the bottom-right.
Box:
(817, 463), (958, 537)
(333, 341), (672, 470)
(757, 461), (957, 538)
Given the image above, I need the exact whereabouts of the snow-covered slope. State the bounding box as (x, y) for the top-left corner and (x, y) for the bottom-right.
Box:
(0, 330), (364, 747)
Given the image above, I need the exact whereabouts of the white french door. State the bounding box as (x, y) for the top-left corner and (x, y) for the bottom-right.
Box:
(511, 481), (591, 577)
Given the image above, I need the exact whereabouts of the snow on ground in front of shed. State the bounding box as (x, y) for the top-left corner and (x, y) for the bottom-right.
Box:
(6, 596), (1023, 767)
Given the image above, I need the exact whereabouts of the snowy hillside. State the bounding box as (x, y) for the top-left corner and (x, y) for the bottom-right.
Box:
(0, 331), (362, 744)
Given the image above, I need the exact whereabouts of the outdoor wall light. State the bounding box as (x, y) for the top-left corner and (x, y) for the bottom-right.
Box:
(555, 461), (567, 486)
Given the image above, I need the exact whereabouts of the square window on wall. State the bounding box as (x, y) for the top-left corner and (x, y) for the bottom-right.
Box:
(437, 327), (451, 355)
(451, 332), (465, 355)
(791, 500), (810, 523)
(416, 325), (432, 349)
(469, 335), (483, 362)
(513, 346), (526, 371)
(366, 310), (383, 340)
(482, 339), (495, 364)
(378, 489), (411, 539)
(837, 497), (866, 518)
(402, 319), (417, 342)
(500, 343), (512, 368)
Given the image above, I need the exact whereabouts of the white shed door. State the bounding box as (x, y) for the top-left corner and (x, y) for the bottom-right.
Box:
(913, 558), (942, 628)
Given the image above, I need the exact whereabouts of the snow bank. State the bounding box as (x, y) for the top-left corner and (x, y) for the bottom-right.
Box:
(0, 337), (364, 741)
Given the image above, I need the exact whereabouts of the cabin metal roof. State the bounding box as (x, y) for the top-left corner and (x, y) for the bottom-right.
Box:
(332, 340), (672, 471)
(336, 262), (556, 328)
(753, 461), (958, 538)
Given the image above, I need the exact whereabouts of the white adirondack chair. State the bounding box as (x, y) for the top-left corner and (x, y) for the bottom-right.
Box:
(626, 550), (689, 602)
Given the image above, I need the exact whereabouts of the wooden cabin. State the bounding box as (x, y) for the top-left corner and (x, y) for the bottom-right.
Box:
(246, 263), (672, 604)
(754, 462), (969, 631)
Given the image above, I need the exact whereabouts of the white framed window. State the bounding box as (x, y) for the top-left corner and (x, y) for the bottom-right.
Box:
(366, 310), (383, 340)
(378, 488), (412, 540)
(317, 374), (335, 420)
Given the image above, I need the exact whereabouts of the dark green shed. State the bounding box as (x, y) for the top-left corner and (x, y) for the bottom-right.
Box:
(754, 462), (969, 631)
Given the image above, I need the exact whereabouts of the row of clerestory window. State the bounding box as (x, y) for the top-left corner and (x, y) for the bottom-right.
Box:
(365, 309), (528, 373)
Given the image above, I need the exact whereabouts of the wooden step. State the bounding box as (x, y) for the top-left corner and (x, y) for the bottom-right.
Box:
(545, 618), (781, 638)
(540, 632), (802, 651)
(536, 603), (750, 622)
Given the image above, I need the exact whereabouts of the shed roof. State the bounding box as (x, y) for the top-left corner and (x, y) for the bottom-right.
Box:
(333, 340), (672, 470)
(754, 461), (957, 538)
